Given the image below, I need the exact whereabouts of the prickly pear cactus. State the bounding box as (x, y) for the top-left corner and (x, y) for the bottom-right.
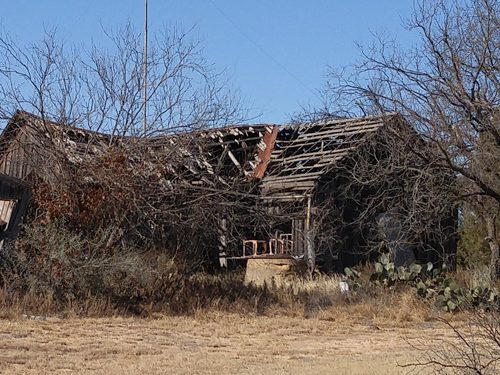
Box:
(344, 254), (500, 313)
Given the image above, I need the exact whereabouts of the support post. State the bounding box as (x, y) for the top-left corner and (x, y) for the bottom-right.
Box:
(218, 218), (227, 267)
(305, 195), (315, 275)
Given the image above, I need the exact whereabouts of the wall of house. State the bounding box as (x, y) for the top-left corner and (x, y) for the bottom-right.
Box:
(0, 128), (35, 180)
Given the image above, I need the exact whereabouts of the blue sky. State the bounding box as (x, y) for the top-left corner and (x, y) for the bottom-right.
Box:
(0, 1), (417, 123)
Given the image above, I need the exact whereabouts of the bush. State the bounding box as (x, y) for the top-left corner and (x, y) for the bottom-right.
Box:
(0, 221), (188, 312)
(344, 255), (500, 312)
(0, 221), (288, 316)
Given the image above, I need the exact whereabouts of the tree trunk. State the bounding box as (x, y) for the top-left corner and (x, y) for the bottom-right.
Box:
(485, 216), (499, 281)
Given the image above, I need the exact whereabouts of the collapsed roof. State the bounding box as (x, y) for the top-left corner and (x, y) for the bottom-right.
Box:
(0, 111), (276, 187)
(260, 113), (399, 202)
(0, 110), (399, 200)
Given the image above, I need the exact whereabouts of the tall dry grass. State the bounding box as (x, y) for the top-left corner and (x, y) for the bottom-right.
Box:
(0, 267), (435, 326)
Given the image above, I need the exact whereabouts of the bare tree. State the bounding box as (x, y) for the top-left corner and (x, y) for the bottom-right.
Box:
(403, 311), (500, 374)
(0, 24), (243, 136)
(0, 24), (261, 275)
(323, 0), (500, 278)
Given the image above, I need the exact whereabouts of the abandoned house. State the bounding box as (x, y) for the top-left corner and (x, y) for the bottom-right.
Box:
(0, 110), (457, 272)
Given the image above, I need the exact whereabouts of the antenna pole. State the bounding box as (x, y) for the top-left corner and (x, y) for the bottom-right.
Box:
(143, 0), (148, 135)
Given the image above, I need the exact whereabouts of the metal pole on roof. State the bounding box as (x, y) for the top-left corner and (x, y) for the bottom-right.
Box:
(143, 0), (148, 135)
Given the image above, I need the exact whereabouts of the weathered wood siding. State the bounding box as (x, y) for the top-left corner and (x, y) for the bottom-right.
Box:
(0, 128), (36, 180)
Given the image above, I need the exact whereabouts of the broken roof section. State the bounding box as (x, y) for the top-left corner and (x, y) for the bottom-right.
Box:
(0, 111), (116, 180)
(260, 114), (399, 201)
(196, 124), (278, 180)
(0, 111), (398, 197)
(0, 110), (278, 185)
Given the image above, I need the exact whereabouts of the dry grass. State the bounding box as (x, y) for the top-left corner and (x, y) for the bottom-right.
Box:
(0, 272), (435, 324)
(268, 274), (434, 325)
(0, 313), (454, 375)
(0, 271), (473, 374)
(0, 288), (124, 319)
(312, 288), (434, 326)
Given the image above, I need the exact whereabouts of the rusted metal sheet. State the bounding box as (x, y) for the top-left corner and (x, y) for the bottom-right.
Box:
(251, 126), (278, 180)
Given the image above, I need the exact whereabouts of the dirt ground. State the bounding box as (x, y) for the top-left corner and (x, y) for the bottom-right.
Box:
(0, 313), (451, 374)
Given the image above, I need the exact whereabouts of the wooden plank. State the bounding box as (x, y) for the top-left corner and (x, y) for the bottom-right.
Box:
(226, 149), (241, 169)
(262, 180), (316, 190)
(278, 157), (343, 173)
(206, 136), (263, 147)
(289, 113), (394, 130)
(279, 130), (377, 151)
(262, 188), (313, 197)
(276, 137), (356, 151)
(277, 122), (381, 144)
(261, 171), (323, 183)
(271, 147), (356, 163)
(293, 122), (382, 141)
(262, 194), (313, 201)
